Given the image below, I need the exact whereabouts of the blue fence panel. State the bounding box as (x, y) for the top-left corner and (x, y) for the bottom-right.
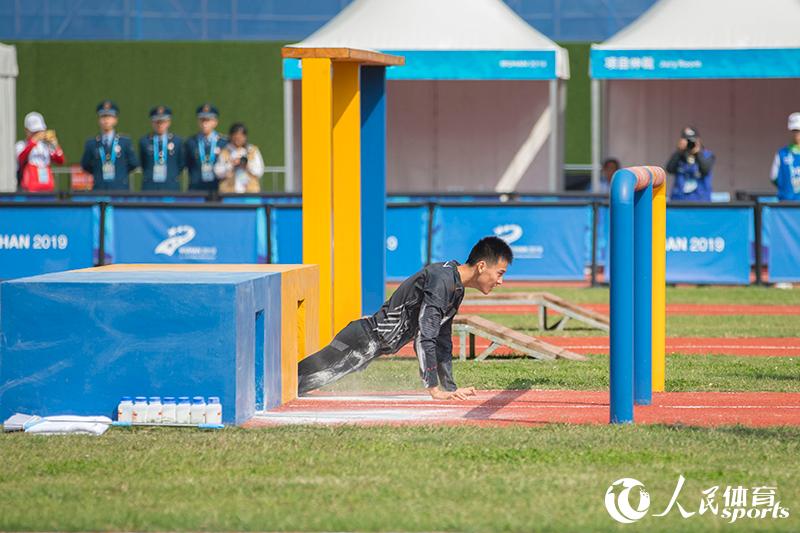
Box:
(0, 194), (60, 202)
(764, 205), (800, 282)
(431, 205), (590, 280)
(106, 206), (265, 264)
(71, 195), (207, 203)
(222, 196), (302, 205)
(0, 205), (97, 279)
(270, 207), (302, 264)
(666, 207), (752, 284)
(597, 204), (610, 267)
(386, 205), (429, 280)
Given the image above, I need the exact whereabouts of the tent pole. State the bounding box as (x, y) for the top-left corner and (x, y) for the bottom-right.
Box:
(548, 78), (558, 192)
(283, 78), (295, 192)
(591, 78), (601, 193)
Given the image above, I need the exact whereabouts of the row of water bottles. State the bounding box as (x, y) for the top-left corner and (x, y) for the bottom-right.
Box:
(117, 396), (222, 425)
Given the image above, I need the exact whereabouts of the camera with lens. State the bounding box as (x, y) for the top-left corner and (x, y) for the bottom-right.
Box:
(237, 155), (248, 167)
(681, 126), (699, 153)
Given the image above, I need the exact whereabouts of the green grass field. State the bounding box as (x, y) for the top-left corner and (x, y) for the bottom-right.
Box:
(1, 285), (799, 532)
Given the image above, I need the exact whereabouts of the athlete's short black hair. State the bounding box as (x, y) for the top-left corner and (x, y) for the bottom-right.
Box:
(466, 236), (513, 266)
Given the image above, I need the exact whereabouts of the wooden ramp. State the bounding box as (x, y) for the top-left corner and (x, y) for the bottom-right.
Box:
(453, 315), (587, 362)
(462, 291), (610, 333)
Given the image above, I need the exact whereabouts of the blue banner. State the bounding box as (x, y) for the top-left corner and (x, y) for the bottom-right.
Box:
(270, 207), (302, 263)
(107, 206), (266, 264)
(764, 206), (800, 282)
(431, 205), (590, 280)
(284, 50), (559, 80)
(666, 207), (752, 284)
(387, 205), (429, 280)
(0, 206), (97, 279)
(591, 48), (800, 79)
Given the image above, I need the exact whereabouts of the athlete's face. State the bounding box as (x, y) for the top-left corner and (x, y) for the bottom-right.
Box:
(475, 258), (508, 294)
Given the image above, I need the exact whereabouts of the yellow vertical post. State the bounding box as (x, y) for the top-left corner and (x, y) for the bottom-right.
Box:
(301, 58), (334, 343)
(652, 181), (666, 391)
(331, 62), (362, 333)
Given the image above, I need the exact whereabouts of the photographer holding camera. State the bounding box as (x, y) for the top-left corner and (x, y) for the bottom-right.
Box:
(214, 122), (264, 193)
(15, 111), (65, 192)
(665, 126), (715, 201)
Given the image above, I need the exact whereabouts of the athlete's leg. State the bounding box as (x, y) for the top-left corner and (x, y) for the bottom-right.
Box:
(298, 318), (386, 395)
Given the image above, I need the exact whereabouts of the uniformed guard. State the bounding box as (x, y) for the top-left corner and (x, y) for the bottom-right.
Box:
(185, 103), (227, 192)
(80, 100), (138, 191)
(139, 105), (185, 191)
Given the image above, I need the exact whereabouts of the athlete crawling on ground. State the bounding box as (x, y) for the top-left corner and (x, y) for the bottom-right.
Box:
(298, 236), (513, 400)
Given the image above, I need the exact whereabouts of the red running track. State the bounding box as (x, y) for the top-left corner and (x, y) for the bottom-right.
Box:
(246, 390), (800, 428)
(394, 337), (800, 357)
(459, 303), (800, 316)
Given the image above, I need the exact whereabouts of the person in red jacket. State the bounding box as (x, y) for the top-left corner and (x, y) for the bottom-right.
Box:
(15, 111), (65, 192)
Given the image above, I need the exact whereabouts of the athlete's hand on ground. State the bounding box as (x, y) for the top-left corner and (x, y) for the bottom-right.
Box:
(455, 387), (476, 396)
(428, 387), (467, 400)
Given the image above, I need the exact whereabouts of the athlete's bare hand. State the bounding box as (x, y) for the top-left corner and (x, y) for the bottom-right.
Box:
(428, 386), (472, 400)
(455, 387), (476, 397)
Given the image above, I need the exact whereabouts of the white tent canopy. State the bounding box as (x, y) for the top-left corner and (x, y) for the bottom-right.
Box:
(590, 0), (800, 195)
(0, 43), (17, 192)
(283, 0), (570, 193)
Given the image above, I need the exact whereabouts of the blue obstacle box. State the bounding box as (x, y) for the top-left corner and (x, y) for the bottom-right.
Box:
(0, 270), (284, 424)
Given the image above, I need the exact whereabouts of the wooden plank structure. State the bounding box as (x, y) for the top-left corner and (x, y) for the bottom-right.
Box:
(453, 315), (587, 362)
(462, 291), (610, 333)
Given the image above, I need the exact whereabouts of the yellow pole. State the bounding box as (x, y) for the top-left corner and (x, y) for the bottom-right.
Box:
(331, 62), (362, 333)
(301, 58), (334, 343)
(652, 181), (666, 391)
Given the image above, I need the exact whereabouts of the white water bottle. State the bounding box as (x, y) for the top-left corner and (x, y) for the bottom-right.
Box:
(176, 397), (191, 424)
(205, 397), (222, 424)
(147, 396), (162, 423)
(132, 396), (148, 423)
(190, 397), (206, 424)
(161, 397), (177, 423)
(117, 396), (133, 423)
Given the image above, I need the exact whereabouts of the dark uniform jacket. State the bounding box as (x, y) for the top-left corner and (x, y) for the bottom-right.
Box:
(367, 260), (465, 390)
(80, 133), (138, 191)
(138, 132), (185, 191)
(185, 132), (228, 191)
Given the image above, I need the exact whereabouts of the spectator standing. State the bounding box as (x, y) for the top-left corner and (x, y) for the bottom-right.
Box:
(666, 126), (715, 201)
(598, 157), (620, 194)
(15, 111), (64, 192)
(185, 103), (227, 192)
(80, 100), (139, 191)
(139, 105), (184, 191)
(770, 112), (800, 200)
(214, 123), (264, 193)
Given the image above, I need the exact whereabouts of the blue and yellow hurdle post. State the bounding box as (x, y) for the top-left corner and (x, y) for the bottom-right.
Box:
(609, 166), (666, 424)
(281, 47), (404, 345)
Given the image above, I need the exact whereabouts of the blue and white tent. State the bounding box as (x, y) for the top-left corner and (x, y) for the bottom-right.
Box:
(589, 0), (800, 194)
(283, 0), (570, 193)
(0, 43), (17, 192)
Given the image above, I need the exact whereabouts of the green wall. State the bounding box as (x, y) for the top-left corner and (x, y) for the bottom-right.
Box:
(12, 40), (593, 189)
(561, 42), (592, 165)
